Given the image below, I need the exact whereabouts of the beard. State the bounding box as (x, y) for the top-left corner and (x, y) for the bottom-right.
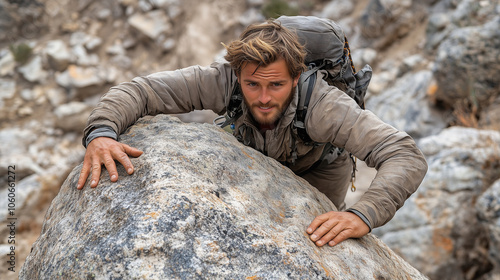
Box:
(243, 86), (296, 126)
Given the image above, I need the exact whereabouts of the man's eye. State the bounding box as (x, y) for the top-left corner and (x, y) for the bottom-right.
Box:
(272, 82), (283, 87)
(247, 82), (257, 87)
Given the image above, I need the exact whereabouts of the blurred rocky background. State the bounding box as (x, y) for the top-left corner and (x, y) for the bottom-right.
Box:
(0, 0), (499, 279)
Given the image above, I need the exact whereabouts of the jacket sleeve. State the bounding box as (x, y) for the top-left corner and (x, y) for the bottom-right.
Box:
(83, 61), (236, 143)
(306, 86), (428, 229)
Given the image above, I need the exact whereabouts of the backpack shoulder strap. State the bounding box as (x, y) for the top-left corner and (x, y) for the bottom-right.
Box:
(218, 82), (243, 128)
(294, 66), (319, 145)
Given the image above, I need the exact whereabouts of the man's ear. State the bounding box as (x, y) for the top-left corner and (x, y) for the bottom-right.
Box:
(293, 75), (300, 87)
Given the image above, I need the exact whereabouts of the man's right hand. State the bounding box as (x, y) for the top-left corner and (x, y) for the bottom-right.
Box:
(77, 137), (143, 189)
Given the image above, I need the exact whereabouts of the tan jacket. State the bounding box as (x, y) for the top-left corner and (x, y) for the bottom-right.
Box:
(84, 61), (428, 229)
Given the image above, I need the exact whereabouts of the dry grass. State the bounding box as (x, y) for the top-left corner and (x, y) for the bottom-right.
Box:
(451, 98), (479, 128)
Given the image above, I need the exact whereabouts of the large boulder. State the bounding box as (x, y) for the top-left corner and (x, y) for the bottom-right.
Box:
(20, 115), (427, 279)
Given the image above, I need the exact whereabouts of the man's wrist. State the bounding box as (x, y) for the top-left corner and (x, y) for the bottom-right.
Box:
(85, 126), (118, 148)
(346, 208), (372, 232)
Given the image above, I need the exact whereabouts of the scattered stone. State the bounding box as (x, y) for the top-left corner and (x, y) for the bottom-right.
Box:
(20, 88), (34, 101)
(46, 87), (67, 107)
(161, 38), (176, 52)
(319, 0), (355, 20)
(0, 50), (15, 76)
(72, 45), (99, 66)
(20, 115), (428, 279)
(53, 101), (93, 132)
(106, 42), (126, 56)
(351, 48), (377, 71)
(239, 8), (265, 27)
(110, 54), (132, 69)
(70, 31), (88, 47)
(61, 22), (80, 33)
(55, 65), (106, 98)
(17, 55), (48, 83)
(17, 106), (34, 117)
(85, 37), (103, 51)
(247, 0), (265, 7)
(44, 40), (71, 71)
(138, 0), (153, 12)
(0, 79), (16, 104)
(0, 127), (41, 186)
(122, 36), (137, 49)
(166, 3), (182, 20)
(96, 9), (112, 20)
(128, 10), (172, 40)
(398, 54), (427, 77)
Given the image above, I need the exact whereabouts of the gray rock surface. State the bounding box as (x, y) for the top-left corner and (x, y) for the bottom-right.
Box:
(477, 179), (500, 277)
(20, 115), (428, 279)
(432, 15), (500, 110)
(374, 127), (500, 280)
(365, 70), (448, 139)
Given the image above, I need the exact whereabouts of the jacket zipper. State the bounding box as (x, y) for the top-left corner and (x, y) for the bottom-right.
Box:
(242, 120), (267, 155)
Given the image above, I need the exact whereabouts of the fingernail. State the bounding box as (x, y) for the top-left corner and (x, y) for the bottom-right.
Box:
(111, 175), (117, 181)
(91, 180), (96, 186)
(317, 240), (324, 246)
(306, 227), (312, 233)
(311, 234), (317, 240)
(128, 168), (133, 174)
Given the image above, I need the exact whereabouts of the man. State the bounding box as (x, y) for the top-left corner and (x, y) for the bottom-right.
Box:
(77, 19), (428, 247)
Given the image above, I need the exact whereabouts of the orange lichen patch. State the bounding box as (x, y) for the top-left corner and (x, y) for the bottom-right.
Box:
(432, 228), (454, 259)
(282, 251), (295, 265)
(246, 276), (259, 280)
(143, 212), (160, 220)
(207, 241), (220, 253)
(241, 149), (255, 160)
(319, 262), (333, 277)
(271, 213), (284, 224)
(427, 79), (438, 103)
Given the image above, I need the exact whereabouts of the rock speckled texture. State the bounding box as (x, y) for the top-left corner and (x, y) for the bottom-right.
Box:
(20, 115), (427, 279)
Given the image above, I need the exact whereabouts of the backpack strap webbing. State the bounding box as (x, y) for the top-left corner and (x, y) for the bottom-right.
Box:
(294, 66), (319, 145)
(220, 82), (243, 128)
(344, 35), (357, 75)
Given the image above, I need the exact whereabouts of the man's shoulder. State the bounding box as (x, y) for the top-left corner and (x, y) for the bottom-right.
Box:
(311, 78), (358, 108)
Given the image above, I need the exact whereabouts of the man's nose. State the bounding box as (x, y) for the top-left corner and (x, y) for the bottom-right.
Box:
(258, 89), (272, 104)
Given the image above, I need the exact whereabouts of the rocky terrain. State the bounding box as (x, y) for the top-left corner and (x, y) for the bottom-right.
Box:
(1, 0), (499, 279)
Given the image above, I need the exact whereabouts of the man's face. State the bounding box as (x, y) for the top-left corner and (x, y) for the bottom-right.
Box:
(238, 58), (299, 126)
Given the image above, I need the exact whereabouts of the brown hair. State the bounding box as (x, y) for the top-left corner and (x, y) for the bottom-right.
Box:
(223, 20), (307, 79)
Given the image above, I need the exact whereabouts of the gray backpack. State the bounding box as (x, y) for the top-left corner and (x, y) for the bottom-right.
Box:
(220, 16), (372, 144)
(278, 15), (372, 145)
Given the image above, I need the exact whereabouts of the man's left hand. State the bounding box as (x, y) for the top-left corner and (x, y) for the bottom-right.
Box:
(306, 211), (370, 246)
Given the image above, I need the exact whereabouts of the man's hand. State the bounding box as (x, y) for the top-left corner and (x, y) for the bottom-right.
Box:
(77, 137), (143, 189)
(306, 211), (370, 246)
